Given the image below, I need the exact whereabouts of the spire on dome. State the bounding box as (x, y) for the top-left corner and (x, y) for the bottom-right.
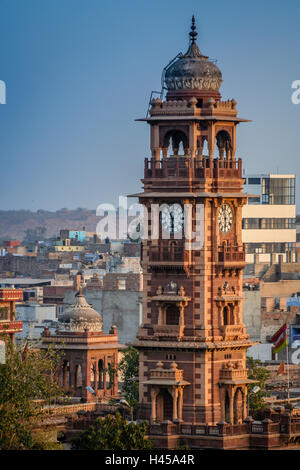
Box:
(189, 15), (198, 44)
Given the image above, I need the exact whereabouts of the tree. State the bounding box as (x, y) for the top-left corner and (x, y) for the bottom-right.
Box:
(0, 340), (63, 450)
(118, 346), (139, 420)
(247, 356), (271, 411)
(71, 412), (152, 450)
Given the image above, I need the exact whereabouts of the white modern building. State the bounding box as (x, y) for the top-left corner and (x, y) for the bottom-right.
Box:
(15, 303), (58, 342)
(242, 173), (296, 263)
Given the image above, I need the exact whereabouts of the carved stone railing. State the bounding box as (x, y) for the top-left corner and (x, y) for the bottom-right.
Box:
(0, 289), (23, 301)
(153, 324), (184, 340)
(144, 157), (242, 180)
(220, 325), (246, 339)
(217, 245), (246, 267)
(0, 321), (23, 333)
(219, 367), (248, 381)
(150, 362), (184, 382)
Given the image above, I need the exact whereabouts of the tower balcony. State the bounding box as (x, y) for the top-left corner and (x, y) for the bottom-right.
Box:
(143, 157), (242, 180)
(217, 245), (246, 268)
(220, 325), (247, 340)
(153, 324), (184, 340)
(148, 241), (189, 266)
(0, 321), (23, 334)
(219, 366), (248, 382)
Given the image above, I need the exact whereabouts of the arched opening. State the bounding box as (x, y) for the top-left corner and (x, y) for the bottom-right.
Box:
(90, 363), (96, 389)
(166, 304), (180, 325)
(75, 364), (82, 389)
(157, 390), (173, 421)
(216, 130), (232, 160)
(225, 390), (230, 423)
(163, 130), (188, 157)
(234, 388), (244, 424)
(107, 361), (113, 390)
(98, 359), (104, 390)
(62, 360), (70, 390)
(223, 306), (229, 326)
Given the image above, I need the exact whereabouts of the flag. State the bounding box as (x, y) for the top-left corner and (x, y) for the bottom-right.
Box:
(276, 360), (285, 375)
(271, 323), (287, 354)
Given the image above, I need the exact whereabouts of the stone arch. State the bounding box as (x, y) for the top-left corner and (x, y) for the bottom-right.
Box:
(75, 364), (82, 389)
(225, 390), (230, 423)
(223, 305), (230, 326)
(98, 359), (104, 389)
(233, 387), (244, 424)
(157, 389), (173, 421)
(90, 363), (96, 389)
(216, 130), (232, 159)
(162, 129), (188, 156)
(62, 360), (70, 390)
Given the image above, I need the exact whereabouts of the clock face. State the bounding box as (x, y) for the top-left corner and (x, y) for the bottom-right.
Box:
(218, 204), (233, 233)
(161, 204), (184, 234)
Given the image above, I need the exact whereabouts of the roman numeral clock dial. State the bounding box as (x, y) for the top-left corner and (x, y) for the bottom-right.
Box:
(218, 203), (233, 233)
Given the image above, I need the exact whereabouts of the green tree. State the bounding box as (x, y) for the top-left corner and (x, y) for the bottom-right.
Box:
(247, 356), (271, 411)
(118, 346), (139, 420)
(71, 412), (152, 450)
(0, 340), (63, 450)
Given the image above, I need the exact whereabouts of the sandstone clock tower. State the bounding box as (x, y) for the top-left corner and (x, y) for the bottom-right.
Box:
(132, 17), (254, 439)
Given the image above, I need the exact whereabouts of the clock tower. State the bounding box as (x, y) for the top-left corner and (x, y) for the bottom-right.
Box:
(132, 17), (254, 443)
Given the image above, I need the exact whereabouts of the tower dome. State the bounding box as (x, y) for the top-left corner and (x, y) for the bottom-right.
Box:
(165, 16), (222, 100)
(58, 289), (103, 332)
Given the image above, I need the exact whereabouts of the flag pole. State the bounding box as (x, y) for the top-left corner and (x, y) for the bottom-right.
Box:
(286, 335), (290, 403)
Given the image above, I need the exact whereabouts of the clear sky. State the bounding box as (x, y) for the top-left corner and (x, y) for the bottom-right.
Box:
(0, 0), (299, 211)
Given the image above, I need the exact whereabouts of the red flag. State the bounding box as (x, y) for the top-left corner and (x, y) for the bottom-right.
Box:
(276, 360), (285, 376)
(271, 323), (287, 344)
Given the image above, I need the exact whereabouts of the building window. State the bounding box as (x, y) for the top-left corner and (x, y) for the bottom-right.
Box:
(245, 242), (296, 254)
(243, 218), (296, 229)
(117, 279), (126, 290)
(0, 307), (9, 321)
(248, 178), (261, 185)
(247, 197), (260, 205)
(262, 177), (295, 205)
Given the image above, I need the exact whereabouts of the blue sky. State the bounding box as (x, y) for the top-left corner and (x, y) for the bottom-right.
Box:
(0, 0), (299, 210)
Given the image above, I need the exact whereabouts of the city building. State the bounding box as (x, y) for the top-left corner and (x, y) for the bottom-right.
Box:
(15, 302), (57, 342)
(0, 288), (23, 342)
(242, 174), (296, 264)
(40, 290), (123, 402)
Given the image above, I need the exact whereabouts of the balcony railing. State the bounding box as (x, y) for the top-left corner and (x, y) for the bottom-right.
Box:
(149, 241), (188, 264)
(144, 157), (242, 180)
(0, 321), (23, 333)
(217, 245), (246, 266)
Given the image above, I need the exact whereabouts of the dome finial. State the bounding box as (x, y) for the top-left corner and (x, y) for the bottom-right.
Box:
(189, 15), (198, 44)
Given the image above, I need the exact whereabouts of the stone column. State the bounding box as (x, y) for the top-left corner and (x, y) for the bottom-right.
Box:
(229, 387), (234, 424)
(94, 360), (98, 392)
(151, 387), (158, 423)
(178, 387), (183, 421)
(243, 386), (248, 420)
(103, 356), (107, 391)
(171, 387), (179, 421)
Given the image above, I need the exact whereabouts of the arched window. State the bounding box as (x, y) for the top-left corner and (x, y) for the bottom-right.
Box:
(223, 306), (229, 326)
(216, 130), (232, 159)
(98, 359), (104, 389)
(162, 130), (188, 156)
